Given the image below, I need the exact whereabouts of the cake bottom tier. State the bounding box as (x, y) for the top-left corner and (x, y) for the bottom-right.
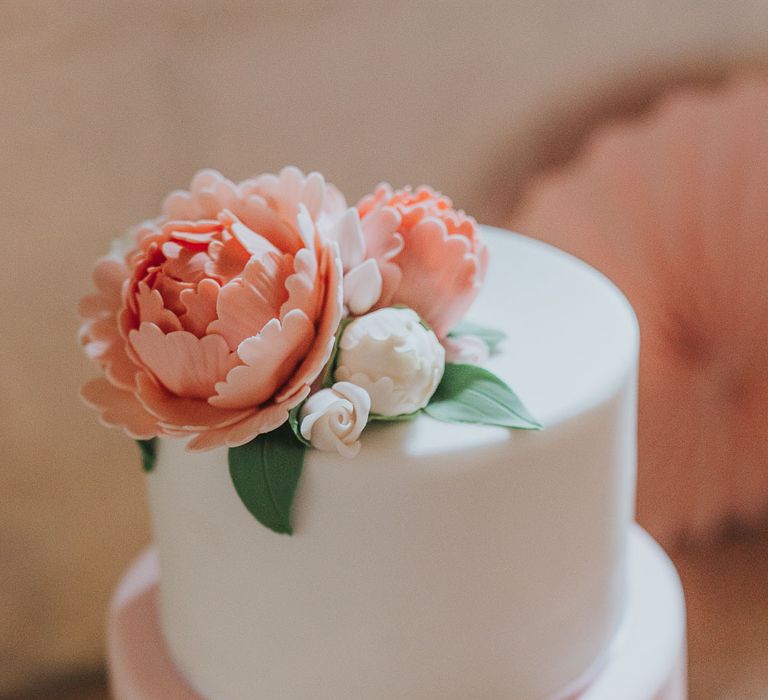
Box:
(107, 526), (686, 700)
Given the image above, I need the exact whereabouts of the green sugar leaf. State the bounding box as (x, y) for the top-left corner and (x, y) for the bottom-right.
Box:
(136, 438), (157, 473)
(228, 424), (306, 535)
(424, 363), (541, 430)
(448, 321), (507, 352)
(368, 410), (421, 422)
(288, 403), (312, 447)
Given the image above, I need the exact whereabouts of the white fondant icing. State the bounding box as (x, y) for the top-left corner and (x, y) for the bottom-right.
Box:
(146, 227), (640, 700)
(106, 528), (686, 700)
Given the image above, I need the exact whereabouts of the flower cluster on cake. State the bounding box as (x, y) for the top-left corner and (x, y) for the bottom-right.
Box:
(80, 167), (539, 534)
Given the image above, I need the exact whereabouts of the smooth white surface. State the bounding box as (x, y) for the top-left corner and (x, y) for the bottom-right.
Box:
(584, 528), (687, 700)
(146, 227), (640, 700)
(105, 527), (686, 700)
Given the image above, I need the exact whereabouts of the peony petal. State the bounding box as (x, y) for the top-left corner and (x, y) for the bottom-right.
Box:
(162, 191), (205, 221)
(160, 243), (208, 283)
(279, 248), (320, 321)
(218, 209), (280, 258)
(390, 217), (480, 337)
(323, 207), (366, 270)
(230, 193), (303, 254)
(208, 251), (293, 350)
(78, 257), (128, 320)
(186, 385), (310, 451)
(135, 372), (249, 432)
(320, 182), (348, 221)
(81, 318), (141, 391)
(302, 171), (326, 219)
(361, 205), (403, 261)
(296, 203), (316, 249)
(80, 378), (159, 439)
(209, 311), (315, 410)
(151, 274), (195, 316)
(179, 278), (220, 337)
(245, 167), (332, 243)
(136, 282), (183, 333)
(343, 258), (382, 315)
(276, 243), (344, 402)
(129, 323), (236, 399)
(205, 234), (250, 283)
(356, 182), (393, 219)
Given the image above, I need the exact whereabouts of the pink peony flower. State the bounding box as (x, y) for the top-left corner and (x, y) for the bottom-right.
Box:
(355, 184), (488, 337)
(79, 167), (343, 451)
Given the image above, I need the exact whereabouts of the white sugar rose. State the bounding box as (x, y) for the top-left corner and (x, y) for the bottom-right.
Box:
(299, 382), (371, 457)
(335, 307), (445, 416)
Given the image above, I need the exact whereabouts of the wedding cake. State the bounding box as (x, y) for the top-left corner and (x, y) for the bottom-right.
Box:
(80, 168), (686, 699)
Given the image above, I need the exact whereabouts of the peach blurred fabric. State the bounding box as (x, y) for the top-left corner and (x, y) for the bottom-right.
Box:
(511, 75), (768, 546)
(3, 0), (768, 693)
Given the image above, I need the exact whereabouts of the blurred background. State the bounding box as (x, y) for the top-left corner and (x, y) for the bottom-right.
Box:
(2, 1), (768, 698)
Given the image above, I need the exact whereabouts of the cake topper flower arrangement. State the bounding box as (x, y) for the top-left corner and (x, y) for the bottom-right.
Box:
(80, 167), (540, 534)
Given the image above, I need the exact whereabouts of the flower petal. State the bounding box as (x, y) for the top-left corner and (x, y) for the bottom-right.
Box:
(78, 257), (128, 320)
(129, 323), (235, 399)
(209, 311), (315, 410)
(276, 243), (344, 402)
(80, 318), (141, 391)
(179, 278), (220, 337)
(361, 205), (403, 261)
(136, 282), (183, 332)
(185, 385), (310, 451)
(218, 209), (281, 258)
(323, 207), (366, 270)
(135, 372), (249, 432)
(391, 217), (481, 337)
(344, 258), (382, 315)
(80, 378), (158, 439)
(208, 251), (293, 350)
(280, 248), (320, 321)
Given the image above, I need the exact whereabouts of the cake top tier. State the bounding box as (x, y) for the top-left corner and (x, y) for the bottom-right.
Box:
(79, 167), (637, 534)
(312, 225), (639, 459)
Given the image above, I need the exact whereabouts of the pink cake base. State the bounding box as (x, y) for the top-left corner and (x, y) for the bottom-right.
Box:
(107, 527), (686, 700)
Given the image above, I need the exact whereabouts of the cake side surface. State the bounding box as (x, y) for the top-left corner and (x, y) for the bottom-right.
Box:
(147, 227), (639, 700)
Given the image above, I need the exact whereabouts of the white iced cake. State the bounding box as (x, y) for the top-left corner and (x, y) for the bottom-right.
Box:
(81, 169), (679, 700)
(145, 227), (638, 699)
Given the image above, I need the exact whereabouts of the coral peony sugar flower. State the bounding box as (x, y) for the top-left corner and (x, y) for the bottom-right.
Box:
(356, 184), (488, 337)
(79, 167), (343, 451)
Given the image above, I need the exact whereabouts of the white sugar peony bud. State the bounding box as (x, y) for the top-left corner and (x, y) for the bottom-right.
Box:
(335, 307), (445, 416)
(299, 382), (371, 457)
(442, 334), (490, 365)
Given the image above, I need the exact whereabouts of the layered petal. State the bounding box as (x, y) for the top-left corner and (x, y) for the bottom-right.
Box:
(185, 385), (310, 451)
(81, 378), (158, 439)
(390, 217), (483, 337)
(80, 318), (141, 391)
(179, 278), (220, 337)
(135, 282), (183, 333)
(208, 251), (293, 350)
(129, 323), (236, 399)
(78, 257), (128, 319)
(209, 311), (315, 410)
(276, 242), (343, 402)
